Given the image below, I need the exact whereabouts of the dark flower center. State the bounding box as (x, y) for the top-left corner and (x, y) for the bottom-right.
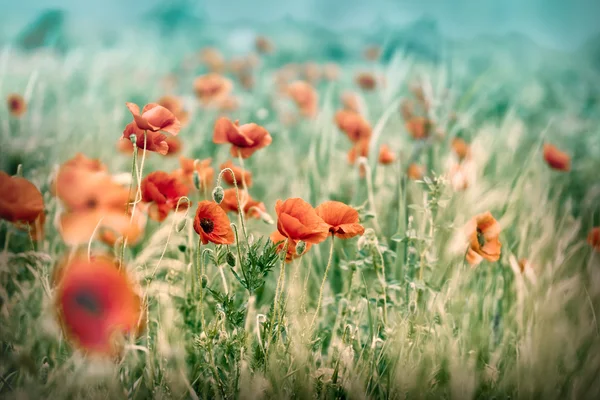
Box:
(74, 291), (103, 316)
(10, 99), (20, 110)
(86, 198), (98, 209)
(476, 228), (485, 247)
(200, 218), (214, 233)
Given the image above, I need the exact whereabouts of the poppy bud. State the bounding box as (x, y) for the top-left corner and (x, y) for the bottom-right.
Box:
(226, 251), (236, 267)
(212, 186), (224, 204)
(296, 240), (307, 256)
(39, 361), (49, 384)
(176, 218), (187, 232)
(201, 274), (208, 288)
(193, 171), (201, 191)
(129, 134), (137, 143)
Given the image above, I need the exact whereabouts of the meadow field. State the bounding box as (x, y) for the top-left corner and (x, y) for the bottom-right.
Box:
(1, 15), (600, 399)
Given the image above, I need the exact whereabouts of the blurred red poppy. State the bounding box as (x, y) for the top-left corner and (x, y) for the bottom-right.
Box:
(6, 93), (27, 117)
(220, 160), (253, 187)
(315, 201), (364, 239)
(53, 252), (144, 356)
(141, 171), (189, 222)
(275, 198), (329, 244)
(213, 117), (272, 159)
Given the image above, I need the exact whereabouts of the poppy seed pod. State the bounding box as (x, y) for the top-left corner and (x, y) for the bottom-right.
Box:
(212, 186), (225, 204)
(201, 274), (208, 288)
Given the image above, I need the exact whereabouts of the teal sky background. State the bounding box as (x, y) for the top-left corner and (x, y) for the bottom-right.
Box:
(3, 0), (600, 50)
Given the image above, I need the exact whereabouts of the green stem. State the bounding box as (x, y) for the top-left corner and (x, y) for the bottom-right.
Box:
(310, 235), (335, 330)
(265, 240), (288, 359)
(216, 167), (248, 242)
(231, 223), (250, 294)
(196, 237), (205, 330)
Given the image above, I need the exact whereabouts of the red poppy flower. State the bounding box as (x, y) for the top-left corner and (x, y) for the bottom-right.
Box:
(341, 91), (361, 114)
(219, 188), (266, 219)
(7, 93), (27, 117)
(363, 45), (381, 61)
(275, 198), (330, 244)
(405, 117), (432, 140)
(173, 156), (214, 192)
(193, 73), (233, 105)
(543, 143), (570, 171)
(355, 72), (377, 90)
(465, 211), (502, 266)
(286, 81), (318, 118)
(121, 122), (169, 155)
(270, 230), (311, 262)
(302, 62), (322, 84)
(213, 117), (272, 159)
(193, 201), (235, 245)
(141, 171), (189, 222)
(407, 163), (424, 180)
(255, 35), (275, 54)
(126, 102), (181, 135)
(323, 63), (340, 81)
(315, 201), (364, 239)
(0, 172), (45, 235)
(335, 110), (372, 143)
(199, 47), (226, 72)
(588, 227), (600, 252)
(452, 138), (470, 161)
(54, 167), (144, 246)
(158, 95), (189, 127)
(378, 144), (396, 165)
(53, 253), (144, 356)
(400, 99), (414, 122)
(62, 153), (107, 173)
(220, 160), (253, 187)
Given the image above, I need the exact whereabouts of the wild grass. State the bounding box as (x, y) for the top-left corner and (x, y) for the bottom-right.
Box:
(0, 32), (600, 399)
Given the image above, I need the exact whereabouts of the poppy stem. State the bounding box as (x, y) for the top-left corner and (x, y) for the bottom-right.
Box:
(266, 239), (288, 356)
(231, 223), (250, 293)
(357, 158), (382, 235)
(196, 237), (206, 330)
(216, 168), (248, 242)
(310, 235), (335, 331)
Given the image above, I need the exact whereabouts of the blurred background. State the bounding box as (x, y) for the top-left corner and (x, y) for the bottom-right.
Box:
(2, 0), (600, 51)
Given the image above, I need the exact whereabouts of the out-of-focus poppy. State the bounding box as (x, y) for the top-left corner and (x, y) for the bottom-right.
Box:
(0, 171), (45, 237)
(255, 36), (274, 54)
(407, 163), (424, 180)
(302, 62), (322, 84)
(7, 93), (27, 117)
(275, 198), (329, 244)
(158, 95), (189, 127)
(363, 45), (381, 61)
(220, 160), (252, 187)
(348, 138), (370, 165)
(173, 156), (214, 192)
(341, 91), (361, 114)
(543, 143), (570, 171)
(219, 188), (265, 219)
(286, 81), (318, 118)
(378, 144), (396, 165)
(465, 211), (502, 266)
(193, 73), (233, 105)
(588, 227), (600, 252)
(199, 47), (225, 72)
(400, 99), (414, 121)
(213, 117), (272, 159)
(405, 116), (432, 140)
(62, 153), (107, 173)
(323, 63), (340, 81)
(193, 201), (235, 245)
(270, 230), (311, 262)
(54, 166), (144, 246)
(53, 252), (144, 356)
(334, 110), (372, 143)
(452, 138), (470, 161)
(315, 201), (364, 239)
(125, 102), (181, 135)
(141, 171), (189, 222)
(355, 72), (377, 91)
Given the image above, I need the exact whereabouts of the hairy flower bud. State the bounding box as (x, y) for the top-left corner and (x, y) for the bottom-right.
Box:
(201, 274), (208, 288)
(296, 240), (307, 256)
(212, 186), (224, 203)
(129, 134), (137, 143)
(226, 251), (236, 267)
